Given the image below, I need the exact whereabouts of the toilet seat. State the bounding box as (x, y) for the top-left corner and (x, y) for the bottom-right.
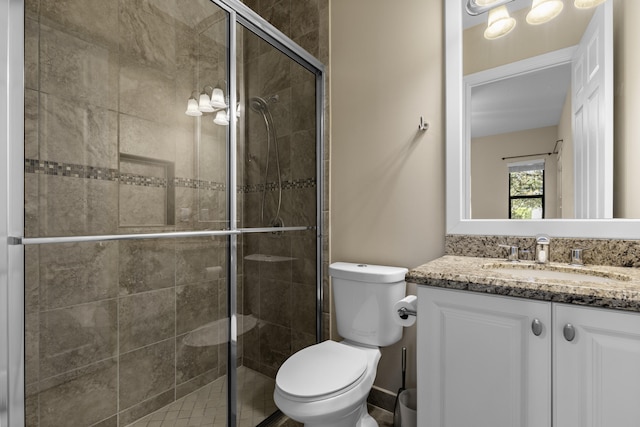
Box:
(276, 340), (368, 400)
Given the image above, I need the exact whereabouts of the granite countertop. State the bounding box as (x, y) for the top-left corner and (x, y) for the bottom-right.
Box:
(407, 255), (640, 312)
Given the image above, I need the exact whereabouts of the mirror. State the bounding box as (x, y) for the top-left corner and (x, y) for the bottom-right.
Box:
(446, 0), (640, 238)
(465, 1), (612, 220)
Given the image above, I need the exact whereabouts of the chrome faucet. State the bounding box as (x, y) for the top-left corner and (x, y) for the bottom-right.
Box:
(498, 244), (520, 262)
(535, 235), (550, 264)
(570, 248), (585, 266)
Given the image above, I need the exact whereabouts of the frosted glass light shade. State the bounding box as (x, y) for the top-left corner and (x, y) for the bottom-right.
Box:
(210, 87), (228, 109)
(574, 0), (606, 9)
(198, 93), (214, 112)
(185, 98), (202, 116)
(213, 110), (229, 126)
(484, 6), (516, 40)
(527, 0), (564, 25)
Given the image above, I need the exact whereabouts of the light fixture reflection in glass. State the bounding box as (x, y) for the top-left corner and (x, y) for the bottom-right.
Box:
(185, 96), (202, 116)
(210, 87), (228, 109)
(574, 0), (606, 9)
(527, 0), (564, 24)
(213, 109), (229, 126)
(198, 92), (214, 112)
(484, 5), (516, 40)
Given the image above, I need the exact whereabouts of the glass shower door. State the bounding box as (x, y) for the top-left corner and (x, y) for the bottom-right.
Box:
(235, 22), (320, 426)
(23, 1), (233, 426)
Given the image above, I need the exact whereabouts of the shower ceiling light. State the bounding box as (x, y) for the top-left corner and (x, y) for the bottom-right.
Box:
(526, 0), (564, 25)
(185, 95), (202, 116)
(484, 5), (516, 40)
(574, 0), (606, 9)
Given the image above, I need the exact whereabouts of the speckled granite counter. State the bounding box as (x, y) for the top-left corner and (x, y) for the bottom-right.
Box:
(407, 255), (640, 312)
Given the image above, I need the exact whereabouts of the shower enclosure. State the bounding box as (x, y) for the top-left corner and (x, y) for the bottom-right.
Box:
(0, 0), (324, 426)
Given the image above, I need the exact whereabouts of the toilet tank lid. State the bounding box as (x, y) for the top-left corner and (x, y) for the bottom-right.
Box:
(329, 262), (408, 284)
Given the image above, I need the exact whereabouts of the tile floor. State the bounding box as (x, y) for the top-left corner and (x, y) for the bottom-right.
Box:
(128, 366), (394, 427)
(128, 367), (276, 427)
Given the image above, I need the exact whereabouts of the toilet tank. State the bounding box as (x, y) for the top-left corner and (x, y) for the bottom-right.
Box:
(329, 262), (408, 347)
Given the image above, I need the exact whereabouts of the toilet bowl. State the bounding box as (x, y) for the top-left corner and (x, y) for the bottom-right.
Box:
(274, 340), (380, 427)
(274, 262), (408, 426)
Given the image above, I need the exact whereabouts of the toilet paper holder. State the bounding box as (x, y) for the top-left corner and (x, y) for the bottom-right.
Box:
(397, 307), (417, 320)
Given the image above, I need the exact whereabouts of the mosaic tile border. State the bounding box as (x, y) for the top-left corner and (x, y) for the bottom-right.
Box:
(25, 159), (315, 193)
(241, 178), (316, 193)
(25, 159), (119, 180)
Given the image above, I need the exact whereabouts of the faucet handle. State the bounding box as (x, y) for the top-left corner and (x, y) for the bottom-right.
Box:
(570, 248), (588, 266)
(498, 244), (520, 262)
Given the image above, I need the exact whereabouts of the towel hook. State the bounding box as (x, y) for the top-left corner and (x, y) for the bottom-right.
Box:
(418, 116), (429, 131)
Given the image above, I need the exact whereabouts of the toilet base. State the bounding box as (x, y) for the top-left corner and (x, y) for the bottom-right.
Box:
(300, 402), (378, 427)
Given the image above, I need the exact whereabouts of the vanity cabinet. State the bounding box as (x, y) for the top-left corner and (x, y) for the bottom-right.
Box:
(417, 286), (640, 427)
(554, 304), (640, 427)
(417, 287), (551, 427)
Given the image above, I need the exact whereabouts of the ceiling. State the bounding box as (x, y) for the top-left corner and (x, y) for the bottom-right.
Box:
(470, 63), (571, 139)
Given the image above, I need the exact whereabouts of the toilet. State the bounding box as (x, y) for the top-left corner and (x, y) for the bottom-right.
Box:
(274, 262), (408, 427)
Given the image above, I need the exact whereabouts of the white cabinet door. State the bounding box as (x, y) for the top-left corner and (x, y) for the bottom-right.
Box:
(417, 287), (551, 427)
(554, 304), (640, 427)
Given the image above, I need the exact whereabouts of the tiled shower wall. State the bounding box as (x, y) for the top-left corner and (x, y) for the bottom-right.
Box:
(24, 1), (233, 426)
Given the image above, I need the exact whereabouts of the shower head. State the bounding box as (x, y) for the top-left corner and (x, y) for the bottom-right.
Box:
(249, 95), (279, 113)
(249, 97), (268, 112)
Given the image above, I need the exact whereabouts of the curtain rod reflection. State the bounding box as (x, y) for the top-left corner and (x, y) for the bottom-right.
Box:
(501, 139), (563, 160)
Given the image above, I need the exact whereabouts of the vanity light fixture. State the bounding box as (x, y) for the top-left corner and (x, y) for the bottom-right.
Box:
(185, 84), (233, 126)
(185, 92), (203, 117)
(467, 0), (515, 16)
(472, 0), (609, 40)
(213, 109), (229, 126)
(526, 0), (564, 25)
(210, 87), (228, 109)
(574, 0), (607, 9)
(198, 86), (215, 113)
(484, 5), (517, 40)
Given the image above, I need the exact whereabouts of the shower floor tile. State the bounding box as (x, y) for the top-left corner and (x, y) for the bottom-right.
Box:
(128, 367), (277, 427)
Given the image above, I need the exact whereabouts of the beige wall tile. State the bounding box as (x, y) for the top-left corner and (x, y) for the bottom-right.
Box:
(39, 300), (117, 379)
(40, 93), (118, 168)
(38, 359), (117, 427)
(40, 24), (118, 110)
(39, 242), (118, 309)
(119, 339), (175, 410)
(120, 288), (176, 353)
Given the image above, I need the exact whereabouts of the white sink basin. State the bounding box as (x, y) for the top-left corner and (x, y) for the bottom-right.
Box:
(482, 262), (631, 284)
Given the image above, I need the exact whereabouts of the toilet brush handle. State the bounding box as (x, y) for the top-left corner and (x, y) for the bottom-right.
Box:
(401, 347), (406, 389)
